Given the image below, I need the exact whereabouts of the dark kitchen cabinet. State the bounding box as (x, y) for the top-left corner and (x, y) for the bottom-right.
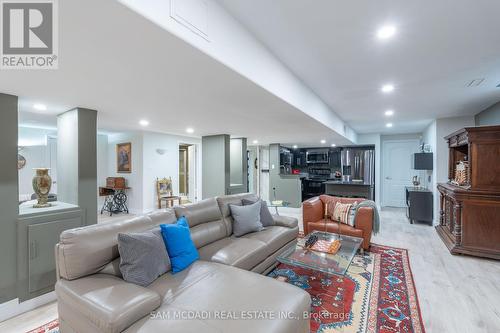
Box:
(293, 150), (306, 168)
(329, 149), (341, 169)
(302, 179), (325, 201)
(405, 187), (433, 225)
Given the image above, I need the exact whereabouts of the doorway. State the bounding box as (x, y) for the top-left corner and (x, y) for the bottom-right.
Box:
(247, 146), (258, 195)
(179, 144), (197, 203)
(382, 139), (419, 207)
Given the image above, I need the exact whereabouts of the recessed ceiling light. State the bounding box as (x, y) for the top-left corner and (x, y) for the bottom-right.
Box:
(320, 139), (326, 144)
(331, 144), (336, 147)
(33, 103), (47, 111)
(186, 127), (194, 134)
(381, 84), (395, 93)
(293, 145), (298, 149)
(385, 110), (394, 116)
(139, 119), (149, 126)
(376, 25), (397, 40)
(386, 123), (393, 128)
(252, 140), (258, 144)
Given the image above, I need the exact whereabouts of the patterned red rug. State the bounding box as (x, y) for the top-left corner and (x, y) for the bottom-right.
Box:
(269, 244), (425, 333)
(26, 319), (59, 333)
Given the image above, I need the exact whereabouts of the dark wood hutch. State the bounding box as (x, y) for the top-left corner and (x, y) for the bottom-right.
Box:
(436, 125), (500, 260)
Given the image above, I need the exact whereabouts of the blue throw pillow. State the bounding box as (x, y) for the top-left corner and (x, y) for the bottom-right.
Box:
(160, 217), (199, 273)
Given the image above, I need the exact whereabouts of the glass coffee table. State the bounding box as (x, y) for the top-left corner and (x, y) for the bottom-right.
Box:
(277, 231), (363, 276)
(266, 200), (290, 215)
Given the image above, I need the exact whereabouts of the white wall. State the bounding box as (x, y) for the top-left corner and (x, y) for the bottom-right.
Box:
(357, 134), (381, 208)
(97, 134), (108, 208)
(259, 146), (270, 201)
(18, 146), (48, 196)
(118, 0), (357, 143)
(142, 132), (201, 212)
(18, 127), (57, 199)
(107, 132), (144, 214)
(475, 101), (500, 126)
(422, 121), (437, 223)
(103, 131), (202, 214)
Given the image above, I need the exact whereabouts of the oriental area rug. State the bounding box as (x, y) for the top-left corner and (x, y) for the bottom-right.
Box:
(269, 244), (426, 333)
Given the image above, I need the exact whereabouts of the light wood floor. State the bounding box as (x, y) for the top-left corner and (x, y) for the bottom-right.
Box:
(1, 208), (499, 332)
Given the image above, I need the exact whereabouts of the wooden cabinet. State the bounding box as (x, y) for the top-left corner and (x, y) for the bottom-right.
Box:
(436, 125), (500, 260)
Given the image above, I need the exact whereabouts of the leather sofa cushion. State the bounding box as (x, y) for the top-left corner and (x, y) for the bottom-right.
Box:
(307, 219), (363, 238)
(272, 215), (299, 229)
(242, 226), (298, 255)
(189, 219), (227, 249)
(57, 215), (165, 280)
(147, 210), (177, 225)
(99, 258), (122, 278)
(126, 261), (311, 333)
(174, 198), (221, 227)
(56, 274), (161, 333)
(173, 198), (228, 248)
(197, 237), (268, 270)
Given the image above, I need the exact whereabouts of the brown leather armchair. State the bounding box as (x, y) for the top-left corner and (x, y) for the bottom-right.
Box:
(303, 195), (374, 250)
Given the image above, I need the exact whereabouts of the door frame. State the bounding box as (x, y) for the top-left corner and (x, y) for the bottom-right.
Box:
(178, 142), (200, 203)
(381, 139), (420, 207)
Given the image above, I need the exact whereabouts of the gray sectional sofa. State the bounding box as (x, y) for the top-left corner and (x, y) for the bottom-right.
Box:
(55, 193), (311, 333)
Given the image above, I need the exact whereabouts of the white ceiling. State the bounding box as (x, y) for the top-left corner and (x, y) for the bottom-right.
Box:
(0, 0), (352, 147)
(217, 0), (500, 133)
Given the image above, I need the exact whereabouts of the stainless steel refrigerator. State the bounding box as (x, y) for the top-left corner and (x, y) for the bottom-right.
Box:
(341, 147), (375, 184)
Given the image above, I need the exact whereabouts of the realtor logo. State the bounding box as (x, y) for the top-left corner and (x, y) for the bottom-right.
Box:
(1, 0), (58, 69)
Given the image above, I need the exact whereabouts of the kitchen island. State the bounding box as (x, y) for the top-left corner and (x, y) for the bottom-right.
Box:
(323, 180), (374, 200)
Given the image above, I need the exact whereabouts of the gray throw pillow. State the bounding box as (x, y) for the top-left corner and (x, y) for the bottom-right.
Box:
(230, 201), (264, 237)
(242, 198), (275, 227)
(118, 228), (170, 286)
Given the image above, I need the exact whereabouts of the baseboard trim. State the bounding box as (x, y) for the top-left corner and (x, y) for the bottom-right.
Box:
(0, 291), (56, 322)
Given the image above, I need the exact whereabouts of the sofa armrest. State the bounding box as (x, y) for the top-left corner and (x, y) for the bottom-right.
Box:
(56, 274), (161, 333)
(272, 215), (298, 229)
(355, 207), (374, 250)
(302, 197), (324, 234)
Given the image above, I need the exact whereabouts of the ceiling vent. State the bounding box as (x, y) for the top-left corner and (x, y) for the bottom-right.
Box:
(466, 78), (485, 87)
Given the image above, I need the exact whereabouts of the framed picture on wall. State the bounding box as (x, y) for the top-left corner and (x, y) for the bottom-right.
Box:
(116, 142), (132, 173)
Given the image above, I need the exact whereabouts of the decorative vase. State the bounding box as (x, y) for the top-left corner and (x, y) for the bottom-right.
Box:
(412, 175), (421, 187)
(32, 168), (52, 208)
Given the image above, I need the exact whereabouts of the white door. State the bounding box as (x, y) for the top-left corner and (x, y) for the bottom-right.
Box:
(187, 145), (197, 202)
(382, 140), (419, 207)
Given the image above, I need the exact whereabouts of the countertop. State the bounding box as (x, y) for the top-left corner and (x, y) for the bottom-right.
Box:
(405, 186), (432, 192)
(19, 200), (80, 217)
(323, 180), (373, 186)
